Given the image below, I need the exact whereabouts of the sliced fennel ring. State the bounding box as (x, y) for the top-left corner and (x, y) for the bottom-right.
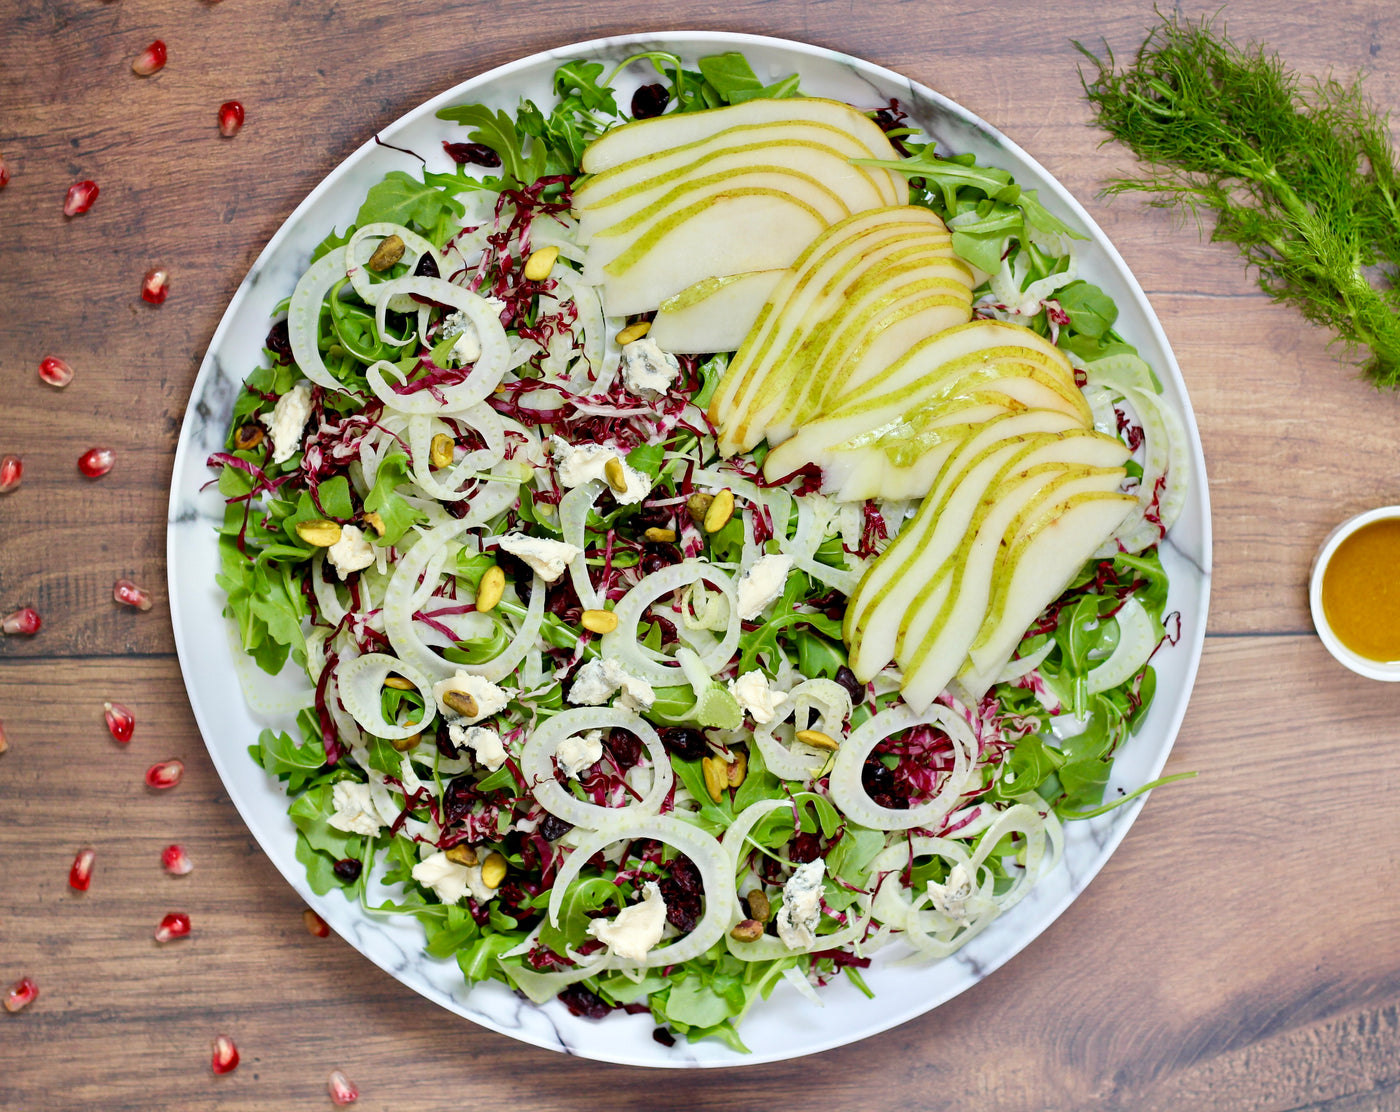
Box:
(829, 702), (977, 831)
(1085, 597), (1158, 694)
(547, 814), (738, 969)
(599, 560), (741, 686)
(336, 652), (439, 741)
(519, 707), (673, 829)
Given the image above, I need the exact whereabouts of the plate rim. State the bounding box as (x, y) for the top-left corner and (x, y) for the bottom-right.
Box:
(166, 28), (1213, 1068)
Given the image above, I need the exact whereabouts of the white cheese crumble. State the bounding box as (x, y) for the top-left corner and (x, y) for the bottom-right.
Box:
(777, 858), (826, 950)
(444, 298), (506, 365)
(567, 658), (656, 713)
(328, 781), (383, 837)
(326, 523), (375, 579)
(555, 729), (603, 779)
(925, 862), (974, 923)
(550, 436), (651, 505)
(432, 671), (510, 723)
(621, 337), (681, 396)
(497, 532), (582, 583)
(411, 851), (498, 906)
(736, 554), (794, 620)
(728, 670), (788, 725)
(586, 880), (667, 963)
(260, 381), (312, 465)
(448, 722), (508, 771)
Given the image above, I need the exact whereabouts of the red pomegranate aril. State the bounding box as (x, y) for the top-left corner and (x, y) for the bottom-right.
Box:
(161, 844), (193, 875)
(114, 579), (153, 610)
(78, 447), (114, 478)
(69, 847), (96, 891)
(218, 101), (245, 137)
(145, 759), (183, 790)
(154, 911), (191, 943)
(132, 40), (167, 76)
(328, 1070), (359, 1105)
(0, 455), (21, 494)
(141, 268), (170, 305)
(0, 152), (9, 189)
(103, 701), (135, 744)
(211, 1034), (240, 1075)
(64, 180), (98, 216)
(2, 608), (41, 636)
(303, 908), (330, 937)
(4, 977), (38, 1013)
(39, 355), (74, 387)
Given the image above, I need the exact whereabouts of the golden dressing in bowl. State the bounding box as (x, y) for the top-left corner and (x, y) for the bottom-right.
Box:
(1320, 518), (1400, 662)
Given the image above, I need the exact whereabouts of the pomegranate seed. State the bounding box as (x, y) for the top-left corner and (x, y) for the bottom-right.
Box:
(39, 355), (74, 387)
(161, 844), (193, 875)
(211, 1034), (239, 1075)
(4, 977), (38, 1013)
(328, 1070), (359, 1105)
(132, 40), (167, 76)
(141, 268), (170, 305)
(103, 701), (135, 744)
(145, 759), (183, 790)
(2, 608), (41, 636)
(63, 180), (98, 216)
(114, 579), (153, 610)
(0, 152), (9, 189)
(154, 911), (191, 943)
(78, 447), (114, 478)
(0, 455), (21, 494)
(218, 101), (245, 137)
(69, 847), (96, 891)
(303, 908), (330, 937)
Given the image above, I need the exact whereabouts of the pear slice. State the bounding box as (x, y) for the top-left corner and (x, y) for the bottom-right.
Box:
(648, 270), (787, 354)
(581, 97), (902, 174)
(575, 124), (905, 209)
(577, 145), (889, 239)
(843, 413), (1083, 679)
(956, 490), (1136, 702)
(589, 191), (833, 318)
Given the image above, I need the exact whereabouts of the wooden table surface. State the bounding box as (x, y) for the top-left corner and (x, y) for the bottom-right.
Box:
(4, 1), (1400, 1108)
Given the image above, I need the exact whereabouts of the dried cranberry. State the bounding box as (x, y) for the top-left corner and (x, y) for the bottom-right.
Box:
(442, 774), (478, 825)
(545, 576), (580, 618)
(558, 984), (614, 1020)
(659, 856), (703, 932)
(653, 1026), (676, 1046)
(658, 727), (708, 762)
(833, 665), (865, 705)
(862, 758), (909, 810)
(415, 252), (439, 279)
(605, 729), (643, 769)
(265, 319), (292, 363)
(442, 140), (502, 168)
(538, 813), (573, 842)
(630, 83), (670, 120)
(635, 503), (672, 530)
(332, 858), (362, 882)
(434, 729), (456, 759)
(640, 542), (680, 576)
(788, 832), (823, 864)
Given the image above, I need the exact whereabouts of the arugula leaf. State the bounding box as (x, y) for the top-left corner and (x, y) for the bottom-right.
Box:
(356, 170), (466, 234)
(364, 451), (427, 545)
(436, 104), (545, 188)
(696, 53), (802, 105)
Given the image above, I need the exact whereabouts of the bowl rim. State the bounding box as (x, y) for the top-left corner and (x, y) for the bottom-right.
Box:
(1309, 505), (1400, 680)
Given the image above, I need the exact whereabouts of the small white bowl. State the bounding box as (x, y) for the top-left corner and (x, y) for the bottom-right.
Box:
(1309, 505), (1400, 681)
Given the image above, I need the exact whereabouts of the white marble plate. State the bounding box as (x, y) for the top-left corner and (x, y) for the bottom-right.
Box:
(166, 31), (1212, 1067)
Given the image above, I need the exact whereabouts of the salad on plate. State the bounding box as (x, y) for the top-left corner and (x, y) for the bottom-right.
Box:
(208, 50), (1188, 1051)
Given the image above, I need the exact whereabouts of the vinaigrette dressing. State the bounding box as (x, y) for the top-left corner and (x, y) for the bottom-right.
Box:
(1320, 519), (1400, 662)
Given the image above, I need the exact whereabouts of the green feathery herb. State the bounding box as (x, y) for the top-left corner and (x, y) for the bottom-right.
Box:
(1076, 15), (1400, 387)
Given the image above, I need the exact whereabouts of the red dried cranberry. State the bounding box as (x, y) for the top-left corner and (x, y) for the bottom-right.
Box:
(635, 503), (672, 530)
(658, 727), (708, 762)
(332, 858), (362, 882)
(414, 253), (439, 279)
(862, 758), (909, 810)
(660, 856), (703, 932)
(538, 813), (573, 842)
(442, 774), (478, 826)
(558, 984), (614, 1020)
(434, 729), (457, 759)
(652, 1026), (676, 1046)
(442, 140), (502, 168)
(640, 542), (680, 576)
(630, 83), (670, 119)
(265, 319), (292, 363)
(788, 832), (824, 864)
(605, 728), (642, 769)
(833, 665), (865, 705)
